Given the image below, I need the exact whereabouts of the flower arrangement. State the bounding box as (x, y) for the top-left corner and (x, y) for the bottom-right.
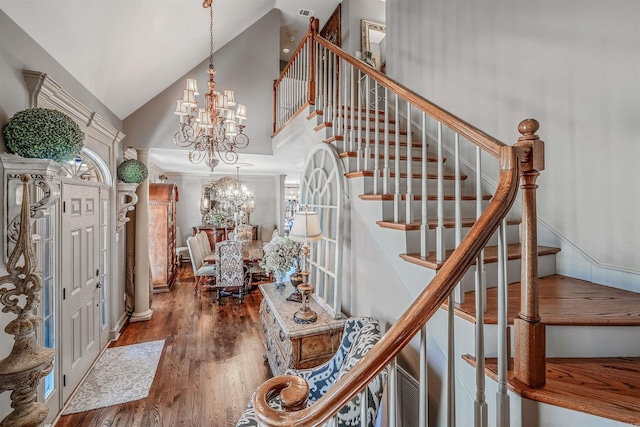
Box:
(3, 108), (84, 163)
(259, 236), (301, 278)
(116, 159), (148, 183)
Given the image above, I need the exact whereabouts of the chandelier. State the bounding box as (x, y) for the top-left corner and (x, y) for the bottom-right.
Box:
(173, 0), (249, 172)
(217, 166), (255, 215)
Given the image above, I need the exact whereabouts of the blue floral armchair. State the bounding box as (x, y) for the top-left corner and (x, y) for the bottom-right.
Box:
(237, 317), (386, 427)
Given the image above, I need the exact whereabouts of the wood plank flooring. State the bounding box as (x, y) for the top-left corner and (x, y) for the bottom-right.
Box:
(464, 356), (640, 426)
(446, 274), (640, 326)
(55, 266), (269, 427)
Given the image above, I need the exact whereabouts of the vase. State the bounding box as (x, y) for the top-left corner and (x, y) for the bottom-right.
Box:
(274, 272), (286, 289)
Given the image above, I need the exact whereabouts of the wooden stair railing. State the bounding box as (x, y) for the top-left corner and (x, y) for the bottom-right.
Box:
(264, 17), (547, 426)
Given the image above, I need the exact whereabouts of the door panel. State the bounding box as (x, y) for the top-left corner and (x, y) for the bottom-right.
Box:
(61, 183), (101, 403)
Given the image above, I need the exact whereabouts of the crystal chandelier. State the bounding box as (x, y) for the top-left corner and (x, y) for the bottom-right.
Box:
(217, 166), (255, 215)
(173, 0), (249, 172)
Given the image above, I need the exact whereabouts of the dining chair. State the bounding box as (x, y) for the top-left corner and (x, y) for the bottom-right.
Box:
(196, 231), (212, 257)
(187, 236), (216, 291)
(214, 240), (247, 304)
(175, 226), (190, 267)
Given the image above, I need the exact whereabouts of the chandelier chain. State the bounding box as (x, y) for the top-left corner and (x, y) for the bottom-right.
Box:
(209, 5), (214, 70)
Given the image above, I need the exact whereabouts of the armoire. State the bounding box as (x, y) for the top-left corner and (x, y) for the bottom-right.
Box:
(149, 183), (179, 293)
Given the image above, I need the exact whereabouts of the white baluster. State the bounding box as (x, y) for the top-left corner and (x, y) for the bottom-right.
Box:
(361, 388), (368, 427)
(350, 65), (355, 153)
(419, 325), (428, 427)
(383, 87), (390, 195)
(454, 133), (464, 303)
(436, 122), (445, 263)
(405, 101), (414, 224)
(475, 146), (487, 309)
(448, 293), (456, 427)
(389, 358), (398, 427)
(356, 70), (363, 172)
(364, 74), (371, 171)
(373, 80), (380, 195)
(420, 112), (428, 258)
(393, 93), (400, 222)
(475, 147), (488, 427)
(496, 220), (510, 427)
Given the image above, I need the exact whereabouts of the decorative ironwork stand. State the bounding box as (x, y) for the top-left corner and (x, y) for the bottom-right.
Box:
(0, 174), (55, 427)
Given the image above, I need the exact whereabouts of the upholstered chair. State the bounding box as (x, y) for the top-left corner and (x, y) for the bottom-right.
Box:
(175, 226), (190, 267)
(214, 240), (247, 304)
(236, 317), (387, 427)
(186, 236), (216, 291)
(196, 231), (212, 257)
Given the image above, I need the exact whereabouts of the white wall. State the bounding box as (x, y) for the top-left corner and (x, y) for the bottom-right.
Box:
(123, 9), (280, 156)
(340, 0), (386, 58)
(386, 0), (640, 282)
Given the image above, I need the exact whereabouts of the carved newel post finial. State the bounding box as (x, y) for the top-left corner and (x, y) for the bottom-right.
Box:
(0, 174), (55, 427)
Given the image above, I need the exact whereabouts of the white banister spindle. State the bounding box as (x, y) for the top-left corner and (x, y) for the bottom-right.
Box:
(360, 388), (368, 427)
(393, 94), (400, 222)
(383, 87), (390, 195)
(447, 293), (456, 427)
(496, 220), (510, 427)
(420, 112), (428, 258)
(323, 45), (328, 119)
(475, 146), (487, 309)
(350, 65), (355, 153)
(364, 75), (371, 171)
(328, 51), (335, 137)
(335, 58), (342, 148)
(436, 122), (445, 263)
(454, 133), (464, 303)
(419, 325), (428, 427)
(315, 41), (320, 112)
(389, 358), (398, 427)
(405, 101), (414, 224)
(356, 71), (363, 172)
(373, 80), (380, 194)
(343, 60), (349, 150)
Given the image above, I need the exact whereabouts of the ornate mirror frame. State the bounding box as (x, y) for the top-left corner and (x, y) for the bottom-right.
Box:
(361, 19), (386, 72)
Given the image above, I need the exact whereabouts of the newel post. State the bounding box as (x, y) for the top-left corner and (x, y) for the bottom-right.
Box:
(513, 119), (546, 388)
(308, 17), (319, 106)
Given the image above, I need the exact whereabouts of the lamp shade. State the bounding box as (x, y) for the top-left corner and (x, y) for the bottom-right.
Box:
(289, 211), (322, 242)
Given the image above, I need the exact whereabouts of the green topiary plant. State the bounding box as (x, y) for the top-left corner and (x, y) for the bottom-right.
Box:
(117, 159), (148, 183)
(2, 108), (85, 163)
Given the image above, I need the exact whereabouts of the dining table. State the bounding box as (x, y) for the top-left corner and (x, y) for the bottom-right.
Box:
(203, 239), (265, 264)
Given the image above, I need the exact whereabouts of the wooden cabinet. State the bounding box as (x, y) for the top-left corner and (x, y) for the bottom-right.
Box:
(149, 183), (179, 293)
(193, 226), (229, 250)
(193, 225), (259, 248)
(259, 283), (345, 376)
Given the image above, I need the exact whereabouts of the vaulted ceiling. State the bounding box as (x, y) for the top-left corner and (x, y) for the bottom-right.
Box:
(1, 0), (341, 179)
(0, 0), (340, 120)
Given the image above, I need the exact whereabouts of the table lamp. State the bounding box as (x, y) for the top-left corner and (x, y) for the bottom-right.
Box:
(288, 206), (322, 324)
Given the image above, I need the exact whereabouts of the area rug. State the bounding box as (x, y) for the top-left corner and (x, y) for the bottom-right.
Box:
(62, 339), (165, 414)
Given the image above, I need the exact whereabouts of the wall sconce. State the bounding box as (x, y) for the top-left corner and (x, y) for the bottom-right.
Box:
(116, 182), (140, 233)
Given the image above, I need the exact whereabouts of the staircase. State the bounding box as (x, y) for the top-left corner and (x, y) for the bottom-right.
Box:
(257, 18), (640, 427)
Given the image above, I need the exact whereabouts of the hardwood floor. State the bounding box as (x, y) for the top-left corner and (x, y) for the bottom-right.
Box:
(56, 266), (270, 427)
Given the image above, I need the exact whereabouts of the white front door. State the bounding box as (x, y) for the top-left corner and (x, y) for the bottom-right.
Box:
(60, 183), (101, 402)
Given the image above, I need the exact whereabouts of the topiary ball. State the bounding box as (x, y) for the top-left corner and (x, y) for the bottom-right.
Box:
(117, 159), (148, 183)
(2, 108), (84, 163)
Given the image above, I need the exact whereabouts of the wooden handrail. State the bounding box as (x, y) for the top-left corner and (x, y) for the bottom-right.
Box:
(253, 145), (531, 426)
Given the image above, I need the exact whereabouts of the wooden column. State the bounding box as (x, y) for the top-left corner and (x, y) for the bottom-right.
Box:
(307, 18), (319, 106)
(513, 119), (546, 388)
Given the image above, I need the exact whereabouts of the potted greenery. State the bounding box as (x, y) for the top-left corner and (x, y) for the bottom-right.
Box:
(116, 159), (148, 184)
(2, 108), (84, 163)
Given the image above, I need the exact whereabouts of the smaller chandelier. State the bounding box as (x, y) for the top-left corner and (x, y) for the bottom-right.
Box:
(173, 1), (249, 172)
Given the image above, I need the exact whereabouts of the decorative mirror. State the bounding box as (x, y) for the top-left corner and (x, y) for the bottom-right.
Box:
(361, 19), (386, 73)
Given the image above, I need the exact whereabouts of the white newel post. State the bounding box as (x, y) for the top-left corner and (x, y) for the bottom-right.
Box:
(130, 149), (153, 322)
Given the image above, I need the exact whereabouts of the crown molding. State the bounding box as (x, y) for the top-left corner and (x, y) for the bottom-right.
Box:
(23, 70), (125, 145)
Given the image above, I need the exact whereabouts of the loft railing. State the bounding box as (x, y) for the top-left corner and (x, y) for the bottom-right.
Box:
(263, 18), (546, 427)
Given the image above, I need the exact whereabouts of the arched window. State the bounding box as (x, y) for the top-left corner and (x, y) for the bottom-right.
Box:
(57, 148), (112, 185)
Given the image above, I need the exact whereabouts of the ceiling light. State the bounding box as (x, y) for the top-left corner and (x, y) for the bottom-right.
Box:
(283, 48), (290, 53)
(173, 0), (249, 172)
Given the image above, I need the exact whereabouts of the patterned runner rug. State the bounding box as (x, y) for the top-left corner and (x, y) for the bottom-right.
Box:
(62, 340), (165, 414)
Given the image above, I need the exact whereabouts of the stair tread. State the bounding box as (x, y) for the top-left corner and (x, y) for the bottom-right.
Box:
(359, 193), (493, 201)
(447, 274), (640, 326)
(339, 151), (441, 163)
(346, 170), (466, 180)
(465, 355), (640, 426)
(323, 136), (424, 147)
(377, 217), (521, 231)
(400, 243), (560, 270)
